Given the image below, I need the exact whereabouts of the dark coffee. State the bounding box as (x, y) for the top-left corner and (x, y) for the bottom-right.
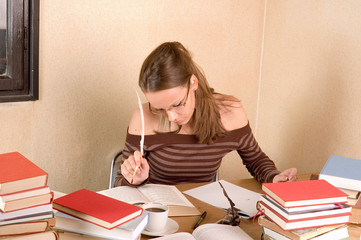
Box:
(145, 207), (166, 212)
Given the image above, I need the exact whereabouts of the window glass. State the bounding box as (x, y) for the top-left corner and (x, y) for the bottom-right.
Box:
(0, 0), (6, 75)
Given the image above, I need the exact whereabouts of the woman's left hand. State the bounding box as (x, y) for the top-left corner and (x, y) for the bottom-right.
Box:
(273, 168), (297, 182)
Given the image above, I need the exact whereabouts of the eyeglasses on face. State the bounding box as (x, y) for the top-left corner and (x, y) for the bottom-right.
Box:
(148, 83), (190, 115)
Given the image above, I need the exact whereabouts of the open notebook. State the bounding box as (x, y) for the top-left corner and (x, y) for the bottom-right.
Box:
(98, 184), (200, 217)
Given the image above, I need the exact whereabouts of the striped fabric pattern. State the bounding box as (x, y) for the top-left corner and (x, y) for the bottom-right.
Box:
(115, 123), (280, 186)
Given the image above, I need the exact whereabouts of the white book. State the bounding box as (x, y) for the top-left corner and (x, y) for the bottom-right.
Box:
(261, 195), (337, 213)
(0, 211), (53, 226)
(260, 195), (351, 220)
(0, 203), (53, 221)
(54, 210), (148, 240)
(152, 223), (252, 240)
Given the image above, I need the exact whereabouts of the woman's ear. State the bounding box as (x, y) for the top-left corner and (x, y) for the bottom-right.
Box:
(190, 74), (198, 90)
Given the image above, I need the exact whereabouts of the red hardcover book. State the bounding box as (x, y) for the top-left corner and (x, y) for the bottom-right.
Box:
(262, 180), (348, 208)
(53, 189), (143, 230)
(0, 152), (48, 196)
(258, 201), (350, 231)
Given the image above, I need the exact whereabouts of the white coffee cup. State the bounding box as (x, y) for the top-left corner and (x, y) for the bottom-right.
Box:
(142, 203), (169, 232)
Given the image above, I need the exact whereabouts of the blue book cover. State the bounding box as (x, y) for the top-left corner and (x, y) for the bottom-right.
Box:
(321, 155), (361, 180)
(320, 155), (361, 191)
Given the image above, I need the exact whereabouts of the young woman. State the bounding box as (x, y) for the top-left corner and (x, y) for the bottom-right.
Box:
(115, 42), (297, 187)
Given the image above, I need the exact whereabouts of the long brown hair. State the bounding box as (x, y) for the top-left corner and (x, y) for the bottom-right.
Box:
(139, 42), (227, 144)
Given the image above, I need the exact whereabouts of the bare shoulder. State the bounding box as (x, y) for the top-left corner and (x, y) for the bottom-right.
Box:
(214, 94), (249, 131)
(128, 103), (160, 135)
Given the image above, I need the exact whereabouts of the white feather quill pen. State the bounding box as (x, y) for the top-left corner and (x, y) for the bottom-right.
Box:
(132, 90), (145, 183)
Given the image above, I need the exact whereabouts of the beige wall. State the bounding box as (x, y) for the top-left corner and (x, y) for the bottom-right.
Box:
(0, 0), (264, 192)
(0, 0), (360, 193)
(256, 0), (361, 176)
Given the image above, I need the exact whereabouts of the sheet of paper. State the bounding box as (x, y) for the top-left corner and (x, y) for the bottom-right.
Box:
(183, 180), (261, 218)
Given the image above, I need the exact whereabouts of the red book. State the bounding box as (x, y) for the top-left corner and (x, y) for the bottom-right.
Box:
(257, 201), (350, 231)
(53, 189), (143, 230)
(262, 180), (348, 208)
(0, 152), (48, 195)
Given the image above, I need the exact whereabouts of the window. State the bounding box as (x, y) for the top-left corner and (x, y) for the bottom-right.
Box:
(0, 0), (39, 102)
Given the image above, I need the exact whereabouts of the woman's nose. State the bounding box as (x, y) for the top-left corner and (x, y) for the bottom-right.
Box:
(166, 110), (178, 122)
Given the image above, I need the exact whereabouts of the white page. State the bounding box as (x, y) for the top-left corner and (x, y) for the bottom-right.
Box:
(193, 224), (253, 240)
(152, 232), (196, 240)
(99, 184), (194, 207)
(151, 224), (252, 240)
(98, 186), (151, 204)
(139, 184), (194, 206)
(183, 180), (261, 218)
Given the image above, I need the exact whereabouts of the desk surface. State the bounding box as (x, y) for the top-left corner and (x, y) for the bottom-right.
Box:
(141, 173), (361, 240)
(57, 174), (361, 240)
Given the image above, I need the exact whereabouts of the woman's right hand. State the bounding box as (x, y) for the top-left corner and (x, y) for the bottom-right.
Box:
(120, 151), (149, 185)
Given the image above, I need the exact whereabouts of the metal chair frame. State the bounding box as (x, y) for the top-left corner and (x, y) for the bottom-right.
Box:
(109, 150), (123, 189)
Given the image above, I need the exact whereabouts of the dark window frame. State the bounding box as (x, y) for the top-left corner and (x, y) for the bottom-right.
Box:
(0, 0), (39, 102)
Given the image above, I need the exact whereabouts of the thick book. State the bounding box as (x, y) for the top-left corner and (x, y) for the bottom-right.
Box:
(0, 218), (55, 236)
(0, 211), (54, 226)
(347, 195), (361, 207)
(259, 195), (351, 220)
(54, 210), (148, 240)
(98, 184), (200, 217)
(58, 232), (124, 240)
(261, 180), (348, 208)
(258, 215), (346, 240)
(260, 197), (336, 213)
(319, 155), (361, 192)
(53, 189), (143, 230)
(0, 152), (48, 196)
(0, 230), (58, 240)
(339, 188), (360, 199)
(151, 224), (253, 240)
(0, 203), (53, 222)
(257, 201), (350, 231)
(0, 186), (50, 202)
(0, 192), (53, 212)
(262, 225), (349, 240)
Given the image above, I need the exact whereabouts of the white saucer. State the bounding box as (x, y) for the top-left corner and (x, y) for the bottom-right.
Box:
(142, 218), (179, 237)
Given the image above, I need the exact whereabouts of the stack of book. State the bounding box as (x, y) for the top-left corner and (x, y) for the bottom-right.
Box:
(259, 216), (349, 240)
(0, 152), (57, 240)
(53, 188), (148, 240)
(258, 179), (351, 240)
(319, 155), (361, 208)
(339, 188), (361, 208)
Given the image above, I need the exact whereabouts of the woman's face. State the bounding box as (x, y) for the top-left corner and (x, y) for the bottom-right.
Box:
(145, 76), (198, 126)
